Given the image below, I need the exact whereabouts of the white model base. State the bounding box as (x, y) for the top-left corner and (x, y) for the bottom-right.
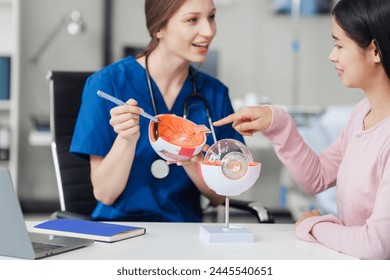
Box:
(199, 225), (255, 243)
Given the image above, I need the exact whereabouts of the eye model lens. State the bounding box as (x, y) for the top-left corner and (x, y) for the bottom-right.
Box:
(221, 152), (248, 180)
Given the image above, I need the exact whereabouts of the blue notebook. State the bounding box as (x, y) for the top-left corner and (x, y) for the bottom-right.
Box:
(32, 219), (146, 242)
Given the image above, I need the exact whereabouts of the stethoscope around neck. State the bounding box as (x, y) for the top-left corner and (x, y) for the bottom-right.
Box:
(145, 56), (217, 178)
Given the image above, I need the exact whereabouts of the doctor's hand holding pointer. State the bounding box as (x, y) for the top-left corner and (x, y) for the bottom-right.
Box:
(71, 0), (241, 222)
(108, 99), (142, 142)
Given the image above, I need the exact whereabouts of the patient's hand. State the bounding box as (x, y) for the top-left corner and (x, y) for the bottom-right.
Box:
(295, 209), (321, 228)
(213, 106), (273, 136)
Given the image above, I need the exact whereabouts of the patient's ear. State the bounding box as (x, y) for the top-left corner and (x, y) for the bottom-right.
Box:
(372, 40), (381, 63)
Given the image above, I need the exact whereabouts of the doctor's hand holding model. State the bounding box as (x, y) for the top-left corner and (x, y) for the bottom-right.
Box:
(214, 0), (390, 260)
(70, 0), (243, 222)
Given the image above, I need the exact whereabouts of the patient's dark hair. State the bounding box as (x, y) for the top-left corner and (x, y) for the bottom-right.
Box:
(138, 0), (187, 58)
(333, 0), (390, 80)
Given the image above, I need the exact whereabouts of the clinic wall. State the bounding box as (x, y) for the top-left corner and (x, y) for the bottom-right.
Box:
(17, 0), (104, 205)
(110, 0), (364, 106)
(16, 0), (364, 210)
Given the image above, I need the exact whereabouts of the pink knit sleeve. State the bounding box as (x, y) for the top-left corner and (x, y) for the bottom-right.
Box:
(294, 214), (339, 243)
(262, 106), (342, 194)
(296, 205), (390, 260)
(303, 149), (390, 260)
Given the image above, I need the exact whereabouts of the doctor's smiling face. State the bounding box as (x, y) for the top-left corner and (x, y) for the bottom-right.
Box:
(155, 0), (217, 64)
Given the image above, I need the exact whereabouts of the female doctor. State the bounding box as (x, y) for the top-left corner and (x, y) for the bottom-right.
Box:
(70, 0), (243, 222)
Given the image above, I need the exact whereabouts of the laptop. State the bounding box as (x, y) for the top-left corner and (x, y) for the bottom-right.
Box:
(0, 168), (94, 259)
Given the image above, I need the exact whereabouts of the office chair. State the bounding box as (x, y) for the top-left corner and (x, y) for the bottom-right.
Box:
(48, 70), (274, 223)
(49, 71), (96, 220)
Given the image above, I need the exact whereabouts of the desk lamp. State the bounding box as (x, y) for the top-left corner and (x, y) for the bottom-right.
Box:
(198, 139), (261, 242)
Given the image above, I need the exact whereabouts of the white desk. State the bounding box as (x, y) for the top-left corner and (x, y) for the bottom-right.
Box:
(0, 221), (357, 260)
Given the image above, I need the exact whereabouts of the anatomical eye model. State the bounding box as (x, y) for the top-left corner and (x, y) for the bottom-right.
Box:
(156, 114), (208, 147)
(198, 139), (261, 196)
(149, 114), (210, 162)
(198, 139), (262, 243)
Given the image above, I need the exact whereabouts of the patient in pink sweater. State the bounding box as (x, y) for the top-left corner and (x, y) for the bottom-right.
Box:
(214, 0), (390, 260)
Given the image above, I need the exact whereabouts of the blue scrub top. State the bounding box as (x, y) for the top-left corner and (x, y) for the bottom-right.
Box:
(70, 56), (244, 222)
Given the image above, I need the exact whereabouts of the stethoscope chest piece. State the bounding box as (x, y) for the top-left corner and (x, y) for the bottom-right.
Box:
(151, 159), (169, 179)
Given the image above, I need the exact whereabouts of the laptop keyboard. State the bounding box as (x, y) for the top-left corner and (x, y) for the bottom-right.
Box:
(32, 241), (65, 253)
